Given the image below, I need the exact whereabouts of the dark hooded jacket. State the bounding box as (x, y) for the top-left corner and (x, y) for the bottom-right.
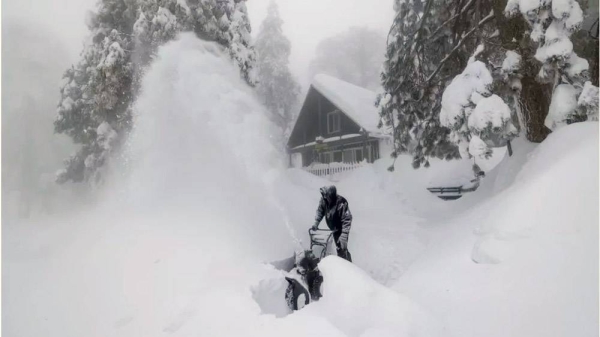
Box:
(314, 186), (352, 243)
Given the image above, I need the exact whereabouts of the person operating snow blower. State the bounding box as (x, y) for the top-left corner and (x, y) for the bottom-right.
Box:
(311, 185), (352, 262)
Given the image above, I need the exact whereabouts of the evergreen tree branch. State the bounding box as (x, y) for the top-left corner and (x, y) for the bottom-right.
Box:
(426, 10), (495, 83)
(427, 0), (476, 42)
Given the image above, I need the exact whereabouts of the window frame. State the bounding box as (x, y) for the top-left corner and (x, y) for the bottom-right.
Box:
(341, 145), (373, 163)
(327, 110), (341, 134)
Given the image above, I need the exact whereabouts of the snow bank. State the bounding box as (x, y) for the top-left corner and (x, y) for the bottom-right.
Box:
(298, 256), (445, 337)
(394, 122), (599, 337)
(473, 122), (598, 262)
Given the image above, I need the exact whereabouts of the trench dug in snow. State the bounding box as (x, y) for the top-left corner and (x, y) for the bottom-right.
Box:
(250, 255), (297, 317)
(250, 276), (292, 317)
(248, 255), (447, 337)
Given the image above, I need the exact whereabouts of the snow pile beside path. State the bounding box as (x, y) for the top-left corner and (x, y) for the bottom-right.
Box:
(394, 122), (599, 337)
(299, 256), (445, 337)
(472, 122), (598, 263)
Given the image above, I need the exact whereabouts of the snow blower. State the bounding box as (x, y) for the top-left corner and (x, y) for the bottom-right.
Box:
(283, 228), (336, 311)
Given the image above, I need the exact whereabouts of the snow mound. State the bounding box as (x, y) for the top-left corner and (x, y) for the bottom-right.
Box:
(395, 122), (599, 337)
(300, 256), (445, 337)
(474, 122), (598, 250)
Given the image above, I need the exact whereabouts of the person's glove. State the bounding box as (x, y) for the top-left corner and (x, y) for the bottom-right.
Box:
(337, 235), (348, 251)
(311, 223), (319, 230)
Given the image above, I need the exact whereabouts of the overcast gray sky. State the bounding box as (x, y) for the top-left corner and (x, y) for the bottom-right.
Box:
(247, 0), (394, 87)
(3, 0), (97, 60)
(2, 0), (394, 89)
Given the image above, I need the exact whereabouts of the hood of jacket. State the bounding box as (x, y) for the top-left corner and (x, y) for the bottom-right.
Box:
(320, 185), (337, 205)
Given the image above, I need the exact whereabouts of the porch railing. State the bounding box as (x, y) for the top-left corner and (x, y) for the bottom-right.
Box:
(303, 161), (366, 177)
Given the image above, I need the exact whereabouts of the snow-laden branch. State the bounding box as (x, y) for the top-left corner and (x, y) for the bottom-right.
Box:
(426, 10), (495, 83)
(427, 0), (476, 43)
(387, 0), (435, 54)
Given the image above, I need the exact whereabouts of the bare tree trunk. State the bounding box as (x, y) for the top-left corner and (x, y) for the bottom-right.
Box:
(520, 76), (552, 142)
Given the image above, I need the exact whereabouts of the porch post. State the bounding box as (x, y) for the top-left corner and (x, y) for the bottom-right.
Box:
(361, 129), (368, 163)
(318, 95), (323, 137)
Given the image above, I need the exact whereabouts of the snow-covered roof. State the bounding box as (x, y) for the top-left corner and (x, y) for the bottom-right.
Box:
(312, 74), (381, 133)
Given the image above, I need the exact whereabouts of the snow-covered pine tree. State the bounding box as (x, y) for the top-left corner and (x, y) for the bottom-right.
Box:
(56, 0), (258, 185)
(133, 0), (190, 66)
(504, 0), (599, 130)
(55, 0), (137, 184)
(377, 0), (496, 169)
(255, 1), (300, 134)
(226, 0), (257, 85)
(378, 0), (597, 171)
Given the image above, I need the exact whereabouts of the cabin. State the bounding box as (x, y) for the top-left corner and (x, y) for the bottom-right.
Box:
(287, 74), (390, 175)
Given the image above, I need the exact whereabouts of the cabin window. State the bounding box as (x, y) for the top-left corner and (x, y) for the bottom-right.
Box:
(342, 146), (368, 163)
(327, 111), (341, 134)
(319, 152), (333, 164)
(318, 150), (343, 164)
(354, 148), (364, 162)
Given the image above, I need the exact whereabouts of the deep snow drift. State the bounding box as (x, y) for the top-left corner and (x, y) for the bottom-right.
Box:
(394, 122), (599, 337)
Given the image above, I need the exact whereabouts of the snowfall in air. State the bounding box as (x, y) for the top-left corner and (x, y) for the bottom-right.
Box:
(4, 33), (598, 337)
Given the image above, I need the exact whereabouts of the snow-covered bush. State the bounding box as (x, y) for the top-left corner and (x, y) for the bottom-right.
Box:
(440, 48), (518, 160)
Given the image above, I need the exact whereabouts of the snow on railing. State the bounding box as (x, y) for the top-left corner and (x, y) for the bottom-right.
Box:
(303, 161), (366, 178)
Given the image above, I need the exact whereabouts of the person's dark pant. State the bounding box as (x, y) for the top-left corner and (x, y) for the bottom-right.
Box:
(306, 269), (323, 300)
(333, 231), (352, 262)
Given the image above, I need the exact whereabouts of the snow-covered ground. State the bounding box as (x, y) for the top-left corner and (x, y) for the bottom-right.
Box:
(393, 122), (599, 337)
(3, 34), (598, 337)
